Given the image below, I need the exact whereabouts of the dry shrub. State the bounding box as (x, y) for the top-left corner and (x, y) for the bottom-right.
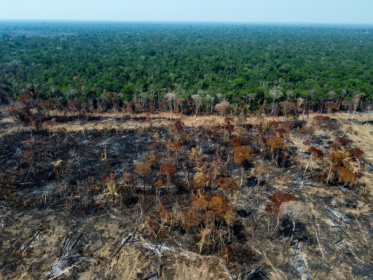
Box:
(335, 136), (349, 146)
(155, 179), (164, 189)
(179, 194), (233, 232)
(197, 227), (212, 253)
(348, 147), (364, 159)
(268, 136), (284, 150)
(215, 100), (231, 115)
(266, 192), (299, 214)
(275, 128), (288, 135)
(195, 194), (224, 214)
(230, 137), (244, 148)
(173, 120), (185, 133)
(218, 177), (239, 193)
(330, 151), (344, 165)
(134, 161), (152, 177)
(156, 203), (173, 221)
(101, 173), (120, 203)
(308, 146), (324, 159)
(122, 172), (132, 183)
(313, 115), (334, 129)
(233, 146), (253, 164)
(190, 148), (204, 168)
(166, 139), (182, 151)
(194, 172), (209, 187)
(208, 195), (229, 215)
(279, 121), (294, 133)
(325, 103), (338, 112)
(179, 208), (200, 230)
(222, 117), (234, 132)
(160, 164), (177, 177)
(336, 167), (357, 185)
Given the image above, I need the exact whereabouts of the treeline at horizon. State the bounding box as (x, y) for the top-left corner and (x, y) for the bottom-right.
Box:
(1, 22), (373, 114)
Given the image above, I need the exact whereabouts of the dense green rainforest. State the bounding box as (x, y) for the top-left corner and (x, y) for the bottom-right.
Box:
(0, 22), (373, 112)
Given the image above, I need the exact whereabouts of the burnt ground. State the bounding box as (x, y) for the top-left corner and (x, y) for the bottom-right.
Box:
(0, 110), (373, 280)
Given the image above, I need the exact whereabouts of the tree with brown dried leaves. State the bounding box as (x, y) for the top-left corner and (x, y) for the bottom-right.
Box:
(219, 177), (239, 195)
(234, 146), (253, 187)
(268, 136), (285, 166)
(160, 164), (177, 191)
(135, 161), (152, 194)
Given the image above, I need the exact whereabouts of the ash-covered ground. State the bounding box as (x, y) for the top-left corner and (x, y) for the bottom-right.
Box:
(0, 111), (372, 280)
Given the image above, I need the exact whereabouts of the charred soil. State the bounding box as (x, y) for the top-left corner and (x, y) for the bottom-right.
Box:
(0, 109), (373, 280)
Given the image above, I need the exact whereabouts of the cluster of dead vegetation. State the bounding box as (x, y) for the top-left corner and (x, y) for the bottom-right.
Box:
(0, 97), (372, 279)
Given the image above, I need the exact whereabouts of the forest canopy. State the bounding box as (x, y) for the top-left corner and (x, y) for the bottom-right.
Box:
(0, 22), (373, 110)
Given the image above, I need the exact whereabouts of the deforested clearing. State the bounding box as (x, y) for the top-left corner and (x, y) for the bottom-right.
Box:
(1, 107), (372, 279)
